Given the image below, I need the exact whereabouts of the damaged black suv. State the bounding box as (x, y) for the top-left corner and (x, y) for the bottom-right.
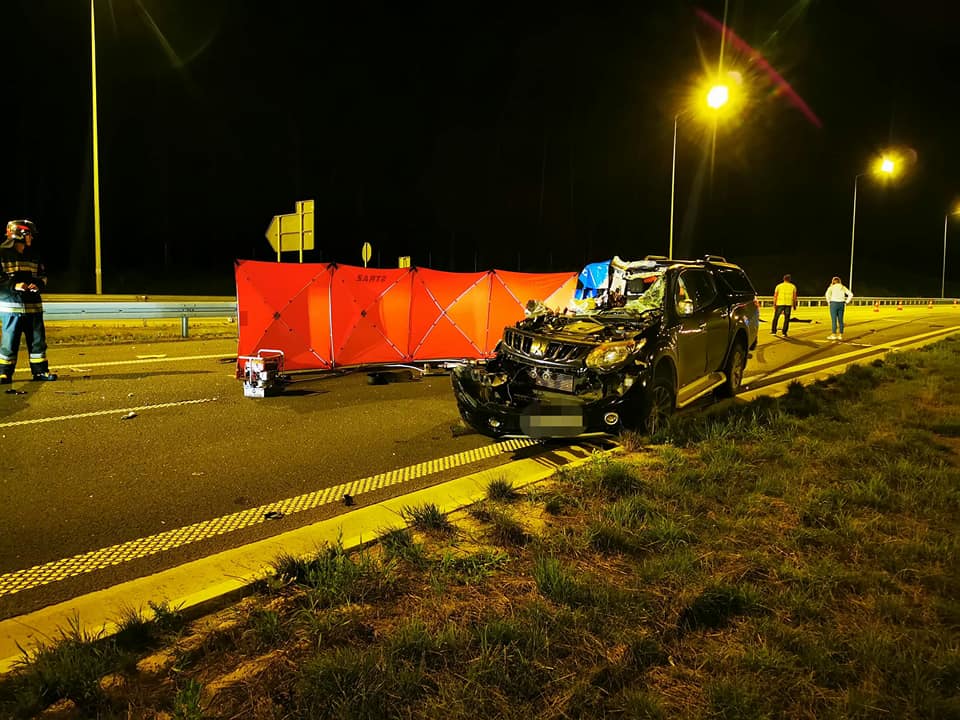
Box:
(452, 255), (760, 438)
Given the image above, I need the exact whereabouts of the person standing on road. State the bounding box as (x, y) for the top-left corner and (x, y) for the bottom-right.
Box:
(824, 276), (853, 341)
(771, 274), (798, 337)
(0, 219), (57, 383)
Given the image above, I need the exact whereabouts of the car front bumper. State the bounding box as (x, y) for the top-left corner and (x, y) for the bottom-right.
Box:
(451, 365), (636, 438)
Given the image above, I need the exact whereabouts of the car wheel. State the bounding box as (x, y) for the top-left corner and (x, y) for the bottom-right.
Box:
(716, 339), (747, 398)
(640, 370), (676, 434)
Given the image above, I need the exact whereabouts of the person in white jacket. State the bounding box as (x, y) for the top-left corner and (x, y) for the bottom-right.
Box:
(824, 276), (852, 340)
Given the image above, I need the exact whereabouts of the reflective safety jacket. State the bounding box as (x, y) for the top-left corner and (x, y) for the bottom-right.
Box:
(773, 281), (797, 308)
(0, 246), (47, 314)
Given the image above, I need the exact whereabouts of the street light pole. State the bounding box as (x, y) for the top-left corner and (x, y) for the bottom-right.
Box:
(849, 155), (899, 294)
(668, 115), (678, 260)
(667, 82), (731, 261)
(943, 213), (949, 300)
(91, 0), (103, 295)
(849, 174), (861, 294)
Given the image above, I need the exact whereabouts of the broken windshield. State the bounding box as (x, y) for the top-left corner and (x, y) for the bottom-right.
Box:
(566, 274), (665, 317)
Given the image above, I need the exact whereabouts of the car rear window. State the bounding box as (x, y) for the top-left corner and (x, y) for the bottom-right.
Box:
(715, 268), (756, 297)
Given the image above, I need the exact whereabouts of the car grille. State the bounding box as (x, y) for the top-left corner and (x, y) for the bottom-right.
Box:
(527, 367), (575, 392)
(502, 328), (590, 364)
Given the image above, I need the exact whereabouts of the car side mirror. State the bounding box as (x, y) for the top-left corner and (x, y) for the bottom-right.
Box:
(677, 299), (695, 316)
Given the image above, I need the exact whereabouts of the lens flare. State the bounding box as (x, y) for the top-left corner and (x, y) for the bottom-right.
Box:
(696, 8), (822, 128)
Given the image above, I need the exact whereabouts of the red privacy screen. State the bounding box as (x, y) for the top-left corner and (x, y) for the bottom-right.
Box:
(235, 260), (578, 371)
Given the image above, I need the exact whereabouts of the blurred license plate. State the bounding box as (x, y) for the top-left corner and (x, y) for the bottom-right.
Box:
(521, 406), (585, 437)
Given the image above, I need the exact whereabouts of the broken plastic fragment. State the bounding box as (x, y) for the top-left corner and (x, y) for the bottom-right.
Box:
(524, 299), (552, 318)
(122, 411), (137, 420)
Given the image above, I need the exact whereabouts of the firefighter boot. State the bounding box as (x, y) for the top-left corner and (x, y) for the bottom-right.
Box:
(31, 372), (58, 381)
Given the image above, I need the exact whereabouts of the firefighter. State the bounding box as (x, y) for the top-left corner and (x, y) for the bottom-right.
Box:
(0, 219), (57, 383)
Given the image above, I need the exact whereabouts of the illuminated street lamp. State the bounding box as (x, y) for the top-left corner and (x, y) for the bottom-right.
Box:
(705, 84), (730, 110)
(942, 202), (960, 298)
(669, 79), (738, 260)
(849, 152), (901, 294)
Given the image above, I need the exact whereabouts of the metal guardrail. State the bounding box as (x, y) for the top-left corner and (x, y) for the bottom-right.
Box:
(29, 294), (959, 340)
(41, 295), (237, 338)
(757, 296), (959, 308)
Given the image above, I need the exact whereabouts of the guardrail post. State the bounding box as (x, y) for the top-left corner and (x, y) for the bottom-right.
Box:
(181, 315), (189, 338)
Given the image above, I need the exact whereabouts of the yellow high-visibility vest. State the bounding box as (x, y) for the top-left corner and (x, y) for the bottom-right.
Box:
(774, 282), (797, 306)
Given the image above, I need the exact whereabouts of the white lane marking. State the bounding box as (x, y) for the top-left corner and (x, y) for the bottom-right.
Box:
(9, 353), (233, 376)
(0, 398), (219, 428)
(56, 353), (231, 369)
(744, 324), (960, 386)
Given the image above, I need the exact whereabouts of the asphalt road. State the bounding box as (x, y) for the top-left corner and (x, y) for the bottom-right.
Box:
(744, 305), (960, 390)
(0, 338), (510, 616)
(0, 305), (957, 618)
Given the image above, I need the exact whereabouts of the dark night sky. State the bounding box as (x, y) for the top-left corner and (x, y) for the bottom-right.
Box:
(3, 1), (960, 297)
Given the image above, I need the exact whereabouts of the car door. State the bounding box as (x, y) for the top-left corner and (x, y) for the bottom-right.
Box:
(694, 272), (732, 372)
(673, 269), (710, 387)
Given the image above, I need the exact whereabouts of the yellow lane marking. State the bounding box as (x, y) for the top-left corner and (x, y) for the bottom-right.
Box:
(0, 437), (540, 598)
(0, 398), (219, 428)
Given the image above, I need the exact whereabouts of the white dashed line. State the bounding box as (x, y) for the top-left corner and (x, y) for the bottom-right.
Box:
(8, 353), (233, 376)
(0, 398), (220, 428)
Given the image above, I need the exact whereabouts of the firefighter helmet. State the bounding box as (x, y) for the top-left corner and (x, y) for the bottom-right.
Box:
(5, 220), (37, 242)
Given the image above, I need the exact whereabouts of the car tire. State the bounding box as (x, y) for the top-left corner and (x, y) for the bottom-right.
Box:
(716, 338), (747, 398)
(639, 368), (676, 434)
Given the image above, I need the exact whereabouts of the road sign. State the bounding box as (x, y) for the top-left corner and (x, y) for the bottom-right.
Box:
(265, 200), (315, 260)
(361, 242), (372, 267)
(398, 256), (411, 268)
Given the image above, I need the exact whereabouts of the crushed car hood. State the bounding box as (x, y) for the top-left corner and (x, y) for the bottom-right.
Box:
(515, 311), (660, 343)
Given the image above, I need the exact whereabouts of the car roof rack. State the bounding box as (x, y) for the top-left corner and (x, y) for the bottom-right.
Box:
(703, 255), (728, 263)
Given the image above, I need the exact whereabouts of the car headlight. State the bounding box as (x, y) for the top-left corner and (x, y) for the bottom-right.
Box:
(585, 339), (642, 370)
